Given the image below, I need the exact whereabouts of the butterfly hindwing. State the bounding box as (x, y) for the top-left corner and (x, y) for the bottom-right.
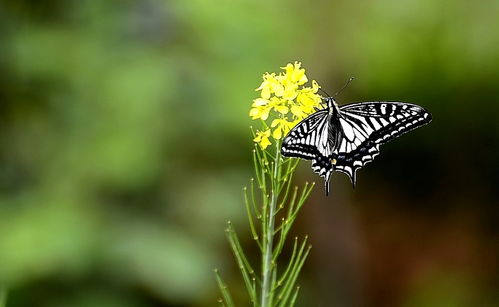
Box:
(334, 102), (432, 185)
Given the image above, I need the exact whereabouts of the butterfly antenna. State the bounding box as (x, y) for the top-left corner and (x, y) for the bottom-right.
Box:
(332, 77), (355, 98)
(318, 88), (331, 109)
(318, 87), (331, 98)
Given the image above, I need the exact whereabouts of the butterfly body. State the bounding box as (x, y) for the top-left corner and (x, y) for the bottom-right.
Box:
(281, 97), (432, 195)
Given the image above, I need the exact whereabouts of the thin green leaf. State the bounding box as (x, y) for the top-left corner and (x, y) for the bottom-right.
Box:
(263, 149), (276, 161)
(268, 266), (278, 306)
(278, 241), (311, 307)
(283, 182), (315, 234)
(275, 236), (298, 289)
(253, 144), (265, 173)
(226, 222), (257, 303)
(278, 236), (308, 300)
(214, 269), (235, 307)
(217, 298), (226, 307)
(272, 187), (299, 261)
(275, 172), (295, 214)
(279, 247), (310, 307)
(277, 171), (293, 195)
(250, 178), (261, 217)
(289, 286), (301, 307)
(227, 222), (256, 276)
(276, 183), (314, 254)
(244, 187), (260, 248)
(279, 158), (299, 184)
(253, 148), (263, 187)
(286, 186), (299, 220)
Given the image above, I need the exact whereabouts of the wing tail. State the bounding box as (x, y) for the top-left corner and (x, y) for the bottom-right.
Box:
(311, 156), (333, 196)
(325, 175), (331, 196)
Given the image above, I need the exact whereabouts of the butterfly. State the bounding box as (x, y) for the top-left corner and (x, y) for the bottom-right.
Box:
(281, 97), (432, 195)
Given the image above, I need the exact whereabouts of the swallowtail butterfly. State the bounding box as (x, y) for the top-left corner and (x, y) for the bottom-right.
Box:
(281, 98), (432, 195)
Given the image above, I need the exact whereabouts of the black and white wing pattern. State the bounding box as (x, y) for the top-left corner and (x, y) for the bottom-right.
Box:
(334, 102), (432, 185)
(281, 109), (336, 194)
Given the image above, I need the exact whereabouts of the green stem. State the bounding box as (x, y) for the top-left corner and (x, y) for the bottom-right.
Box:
(261, 142), (280, 307)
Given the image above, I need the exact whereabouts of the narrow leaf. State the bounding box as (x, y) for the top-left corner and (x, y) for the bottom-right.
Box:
(289, 286), (301, 307)
(214, 269), (235, 307)
(226, 222), (257, 303)
(275, 236), (298, 289)
(244, 187), (260, 248)
(278, 236), (308, 300)
(278, 242), (311, 307)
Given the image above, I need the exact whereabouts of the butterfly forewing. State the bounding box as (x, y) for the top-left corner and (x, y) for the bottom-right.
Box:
(334, 102), (432, 185)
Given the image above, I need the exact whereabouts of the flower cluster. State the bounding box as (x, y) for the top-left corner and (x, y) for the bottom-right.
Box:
(250, 62), (323, 149)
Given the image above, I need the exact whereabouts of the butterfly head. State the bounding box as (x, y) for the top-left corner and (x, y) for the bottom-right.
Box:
(324, 97), (339, 115)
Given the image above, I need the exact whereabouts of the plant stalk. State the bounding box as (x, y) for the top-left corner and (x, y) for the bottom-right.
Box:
(261, 142), (280, 307)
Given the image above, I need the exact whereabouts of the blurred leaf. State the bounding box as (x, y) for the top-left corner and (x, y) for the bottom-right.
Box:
(104, 220), (214, 302)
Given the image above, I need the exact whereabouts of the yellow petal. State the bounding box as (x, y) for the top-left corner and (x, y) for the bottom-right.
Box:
(261, 87), (271, 99)
(297, 73), (308, 85)
(269, 96), (282, 106)
(290, 105), (305, 118)
(253, 98), (269, 106)
(312, 80), (319, 93)
(272, 127), (282, 139)
(282, 84), (298, 100)
(259, 137), (271, 149)
(272, 82), (285, 97)
(275, 105), (289, 114)
(260, 108), (270, 121)
(253, 132), (262, 142)
(255, 80), (265, 91)
(283, 63), (294, 75)
(249, 108), (260, 119)
(281, 120), (293, 134)
(254, 129), (272, 149)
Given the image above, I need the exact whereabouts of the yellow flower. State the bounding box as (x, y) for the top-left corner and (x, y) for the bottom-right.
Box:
(256, 73), (284, 99)
(290, 105), (306, 119)
(251, 62), (323, 147)
(250, 97), (290, 120)
(249, 98), (271, 120)
(270, 97), (289, 114)
(296, 82), (322, 115)
(271, 118), (293, 140)
(253, 129), (272, 149)
(282, 82), (299, 101)
(282, 62), (308, 85)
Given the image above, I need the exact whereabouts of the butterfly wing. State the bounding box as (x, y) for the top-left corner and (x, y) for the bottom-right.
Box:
(281, 109), (335, 194)
(334, 102), (432, 185)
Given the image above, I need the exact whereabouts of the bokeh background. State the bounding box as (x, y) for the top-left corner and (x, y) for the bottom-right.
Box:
(1, 0), (498, 306)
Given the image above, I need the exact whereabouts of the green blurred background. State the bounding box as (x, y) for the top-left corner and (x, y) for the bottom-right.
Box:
(1, 0), (498, 306)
